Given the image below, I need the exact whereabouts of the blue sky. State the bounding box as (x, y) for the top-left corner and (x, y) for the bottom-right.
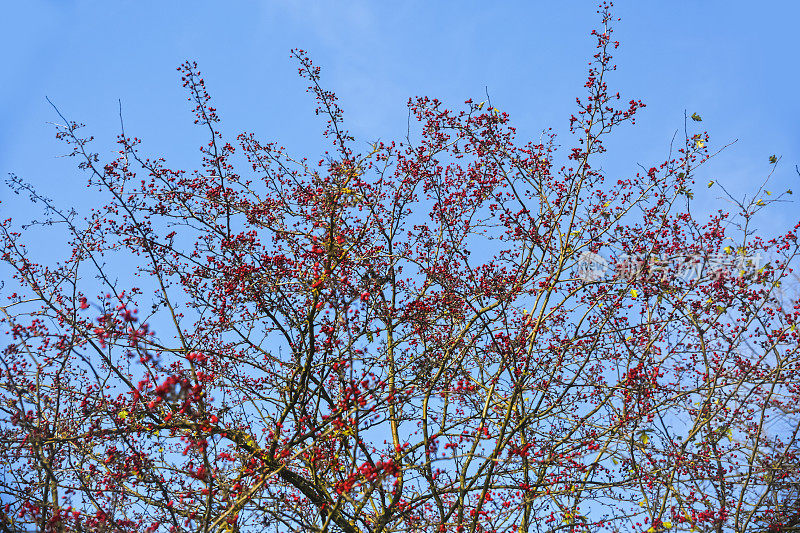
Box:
(2, 1), (799, 234)
(1, 3), (798, 526)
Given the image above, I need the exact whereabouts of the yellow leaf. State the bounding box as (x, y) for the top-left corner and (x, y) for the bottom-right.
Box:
(755, 199), (765, 206)
(695, 139), (705, 149)
(707, 181), (714, 188)
(630, 289), (638, 298)
(663, 522), (673, 529)
(118, 410), (128, 420)
(723, 246), (732, 254)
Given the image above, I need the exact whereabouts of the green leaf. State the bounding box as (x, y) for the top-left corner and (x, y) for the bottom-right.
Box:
(769, 154), (778, 164)
(691, 113), (702, 121)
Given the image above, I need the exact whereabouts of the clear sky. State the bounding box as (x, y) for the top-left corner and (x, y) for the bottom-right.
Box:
(2, 1), (799, 235)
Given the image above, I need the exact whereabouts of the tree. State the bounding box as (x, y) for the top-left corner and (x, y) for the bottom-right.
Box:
(2, 5), (799, 533)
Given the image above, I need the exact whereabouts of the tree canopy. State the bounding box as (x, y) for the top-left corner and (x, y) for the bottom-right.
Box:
(2, 6), (799, 533)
